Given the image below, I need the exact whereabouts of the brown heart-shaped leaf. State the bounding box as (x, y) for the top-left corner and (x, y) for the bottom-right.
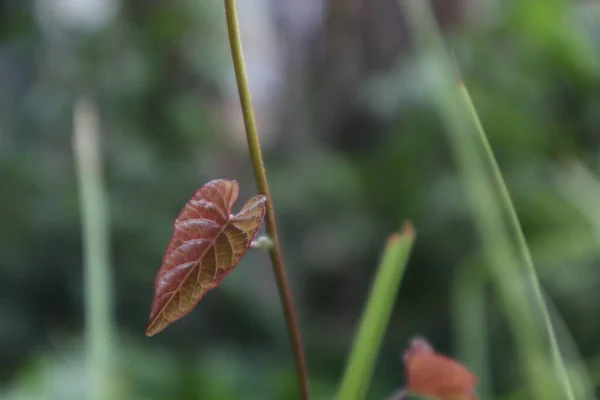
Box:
(403, 337), (478, 400)
(145, 179), (267, 336)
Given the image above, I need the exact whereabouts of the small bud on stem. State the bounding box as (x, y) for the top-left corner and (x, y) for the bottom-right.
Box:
(250, 235), (274, 251)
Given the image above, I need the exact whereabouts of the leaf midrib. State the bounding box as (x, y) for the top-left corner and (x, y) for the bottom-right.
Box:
(150, 218), (235, 331)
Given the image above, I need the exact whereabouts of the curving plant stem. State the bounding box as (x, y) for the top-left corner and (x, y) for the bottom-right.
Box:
(224, 1), (310, 399)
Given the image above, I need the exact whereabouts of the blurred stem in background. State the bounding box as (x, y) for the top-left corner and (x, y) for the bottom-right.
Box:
(336, 223), (415, 400)
(73, 97), (116, 400)
(223, 0), (310, 398)
(399, 0), (581, 399)
(452, 255), (596, 400)
(451, 258), (491, 400)
(556, 161), (600, 238)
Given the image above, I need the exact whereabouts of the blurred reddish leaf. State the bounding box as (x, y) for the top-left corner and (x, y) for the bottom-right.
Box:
(145, 179), (266, 336)
(403, 337), (478, 400)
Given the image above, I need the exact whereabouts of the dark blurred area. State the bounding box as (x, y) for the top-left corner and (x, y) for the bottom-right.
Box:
(2, 0), (600, 399)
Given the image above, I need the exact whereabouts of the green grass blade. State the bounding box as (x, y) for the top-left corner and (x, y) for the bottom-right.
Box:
(73, 97), (116, 400)
(399, 1), (579, 398)
(451, 258), (491, 400)
(336, 223), (416, 400)
(458, 83), (576, 400)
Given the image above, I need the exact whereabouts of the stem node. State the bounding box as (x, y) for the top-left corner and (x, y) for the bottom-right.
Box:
(250, 235), (274, 251)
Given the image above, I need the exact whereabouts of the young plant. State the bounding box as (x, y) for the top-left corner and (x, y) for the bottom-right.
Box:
(146, 1), (310, 398)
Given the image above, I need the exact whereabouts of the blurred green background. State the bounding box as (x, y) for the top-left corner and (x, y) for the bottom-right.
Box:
(2, 0), (600, 399)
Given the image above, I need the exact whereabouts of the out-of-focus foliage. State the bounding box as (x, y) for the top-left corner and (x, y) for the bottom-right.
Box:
(1, 0), (600, 399)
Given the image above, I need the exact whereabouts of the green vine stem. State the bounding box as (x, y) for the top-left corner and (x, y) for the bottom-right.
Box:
(224, 1), (310, 399)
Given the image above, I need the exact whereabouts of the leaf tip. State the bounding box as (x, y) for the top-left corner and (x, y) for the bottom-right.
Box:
(386, 233), (401, 246)
(402, 336), (478, 400)
(144, 318), (160, 337)
(387, 221), (415, 246)
(401, 221), (415, 236)
(403, 336), (434, 363)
